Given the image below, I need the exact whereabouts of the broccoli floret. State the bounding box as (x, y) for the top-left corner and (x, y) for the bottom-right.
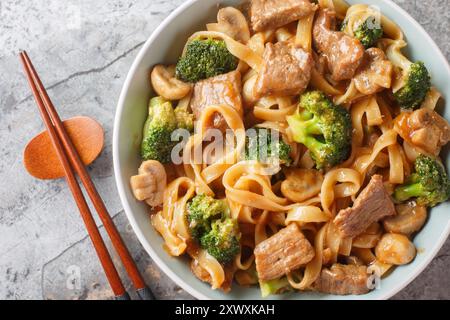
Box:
(394, 155), (450, 207)
(141, 97), (194, 163)
(141, 97), (177, 163)
(187, 194), (240, 263)
(341, 14), (383, 48)
(353, 16), (383, 48)
(394, 61), (431, 110)
(260, 277), (291, 298)
(287, 91), (352, 169)
(200, 218), (240, 264)
(174, 103), (194, 132)
(245, 128), (292, 166)
(175, 38), (238, 83)
(187, 194), (225, 241)
(342, 16), (383, 48)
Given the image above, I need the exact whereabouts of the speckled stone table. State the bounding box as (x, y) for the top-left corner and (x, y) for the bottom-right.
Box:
(0, 0), (449, 300)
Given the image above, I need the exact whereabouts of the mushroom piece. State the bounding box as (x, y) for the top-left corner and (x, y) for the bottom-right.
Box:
(281, 168), (324, 203)
(383, 202), (427, 236)
(130, 160), (167, 207)
(394, 108), (450, 156)
(375, 233), (416, 265)
(208, 7), (250, 43)
(150, 65), (191, 100)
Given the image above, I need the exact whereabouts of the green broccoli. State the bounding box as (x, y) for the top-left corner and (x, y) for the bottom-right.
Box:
(187, 194), (240, 263)
(200, 218), (240, 264)
(394, 61), (431, 110)
(141, 96), (194, 163)
(342, 16), (383, 48)
(141, 97), (177, 163)
(354, 16), (383, 48)
(245, 128), (292, 166)
(187, 194), (225, 241)
(174, 103), (194, 132)
(394, 155), (450, 207)
(287, 91), (352, 169)
(175, 38), (238, 83)
(260, 277), (292, 298)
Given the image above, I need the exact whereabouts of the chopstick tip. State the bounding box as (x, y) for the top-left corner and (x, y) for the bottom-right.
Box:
(19, 50), (29, 59)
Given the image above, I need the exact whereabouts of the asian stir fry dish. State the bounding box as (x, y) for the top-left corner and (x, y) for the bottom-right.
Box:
(129, 0), (450, 297)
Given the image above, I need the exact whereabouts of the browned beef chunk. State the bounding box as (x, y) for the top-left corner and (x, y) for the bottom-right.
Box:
(313, 9), (364, 81)
(354, 48), (393, 95)
(312, 264), (370, 295)
(254, 41), (313, 97)
(254, 223), (315, 281)
(313, 51), (329, 75)
(250, 0), (317, 32)
(190, 70), (243, 130)
(334, 175), (396, 238)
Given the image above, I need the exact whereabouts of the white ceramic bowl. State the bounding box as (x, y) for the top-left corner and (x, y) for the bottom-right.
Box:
(113, 0), (450, 299)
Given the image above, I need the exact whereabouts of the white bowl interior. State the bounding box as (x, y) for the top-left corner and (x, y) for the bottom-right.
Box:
(114, 0), (450, 299)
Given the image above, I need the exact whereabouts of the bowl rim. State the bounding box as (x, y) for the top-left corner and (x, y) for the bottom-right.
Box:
(113, 0), (450, 300)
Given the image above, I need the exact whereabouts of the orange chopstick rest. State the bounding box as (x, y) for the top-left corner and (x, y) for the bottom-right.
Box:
(24, 116), (104, 180)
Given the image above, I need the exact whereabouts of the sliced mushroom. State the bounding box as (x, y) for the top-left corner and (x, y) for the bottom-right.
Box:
(383, 202), (427, 236)
(208, 7), (250, 43)
(281, 168), (324, 203)
(130, 160), (167, 207)
(150, 65), (191, 100)
(394, 108), (450, 156)
(375, 233), (416, 265)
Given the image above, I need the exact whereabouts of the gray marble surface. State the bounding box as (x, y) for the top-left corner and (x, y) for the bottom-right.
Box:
(0, 0), (448, 300)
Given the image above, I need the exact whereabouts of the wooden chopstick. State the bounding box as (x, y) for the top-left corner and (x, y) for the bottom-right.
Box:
(19, 52), (129, 300)
(21, 52), (154, 300)
(21, 51), (154, 300)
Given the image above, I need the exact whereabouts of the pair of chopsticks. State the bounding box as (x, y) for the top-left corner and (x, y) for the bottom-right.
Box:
(20, 51), (154, 300)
